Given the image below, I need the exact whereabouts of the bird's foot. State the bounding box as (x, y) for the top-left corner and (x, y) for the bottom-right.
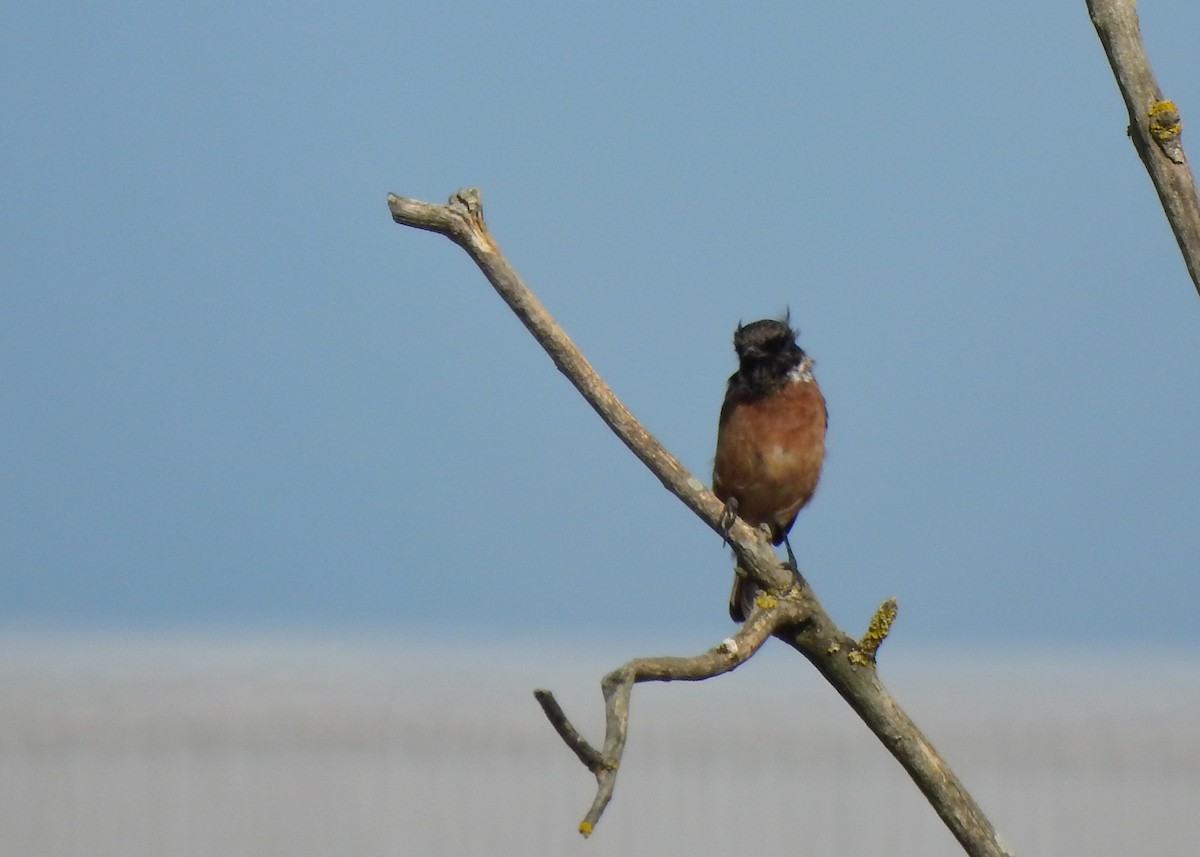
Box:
(718, 498), (739, 545)
(783, 536), (799, 571)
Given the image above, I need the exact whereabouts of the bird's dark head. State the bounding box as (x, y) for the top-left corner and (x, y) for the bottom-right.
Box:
(733, 317), (806, 369)
(730, 317), (808, 395)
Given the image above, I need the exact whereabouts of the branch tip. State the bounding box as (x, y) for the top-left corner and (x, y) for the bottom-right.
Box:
(448, 186), (496, 251)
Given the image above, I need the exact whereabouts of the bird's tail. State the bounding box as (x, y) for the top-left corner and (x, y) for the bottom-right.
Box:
(728, 575), (755, 623)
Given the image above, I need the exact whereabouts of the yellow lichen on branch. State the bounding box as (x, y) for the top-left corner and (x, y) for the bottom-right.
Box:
(849, 597), (899, 666)
(1148, 99), (1184, 164)
(1148, 99), (1182, 139)
(754, 592), (778, 610)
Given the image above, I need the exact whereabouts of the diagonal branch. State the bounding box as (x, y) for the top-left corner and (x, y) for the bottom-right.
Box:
(1087, 0), (1200, 296)
(388, 190), (790, 600)
(388, 188), (1015, 857)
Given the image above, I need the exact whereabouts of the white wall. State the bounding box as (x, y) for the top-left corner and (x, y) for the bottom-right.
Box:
(1, 635), (1196, 857)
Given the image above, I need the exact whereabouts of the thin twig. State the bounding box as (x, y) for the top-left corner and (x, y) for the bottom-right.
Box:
(1087, 0), (1200, 296)
(387, 188), (1015, 856)
(532, 690), (604, 773)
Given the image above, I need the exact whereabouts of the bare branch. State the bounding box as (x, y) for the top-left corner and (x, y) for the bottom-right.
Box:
(1087, 0), (1200, 296)
(387, 189), (1015, 856)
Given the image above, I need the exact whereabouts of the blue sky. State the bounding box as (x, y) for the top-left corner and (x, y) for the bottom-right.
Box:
(3, 3), (1198, 652)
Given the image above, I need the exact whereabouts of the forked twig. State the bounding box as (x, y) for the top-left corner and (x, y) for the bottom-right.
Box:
(535, 600), (793, 835)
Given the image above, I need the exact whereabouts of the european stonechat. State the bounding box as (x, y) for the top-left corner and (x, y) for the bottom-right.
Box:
(713, 317), (827, 621)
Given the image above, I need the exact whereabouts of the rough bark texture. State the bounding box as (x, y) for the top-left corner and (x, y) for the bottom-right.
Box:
(388, 188), (1014, 856)
(1087, 0), (1200, 296)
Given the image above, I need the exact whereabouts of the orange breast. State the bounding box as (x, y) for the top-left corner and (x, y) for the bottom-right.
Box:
(712, 377), (826, 542)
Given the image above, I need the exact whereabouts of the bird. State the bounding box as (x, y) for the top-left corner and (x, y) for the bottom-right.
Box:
(712, 316), (827, 622)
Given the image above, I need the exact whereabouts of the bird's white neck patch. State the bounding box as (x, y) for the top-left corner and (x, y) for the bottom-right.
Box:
(786, 356), (815, 383)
